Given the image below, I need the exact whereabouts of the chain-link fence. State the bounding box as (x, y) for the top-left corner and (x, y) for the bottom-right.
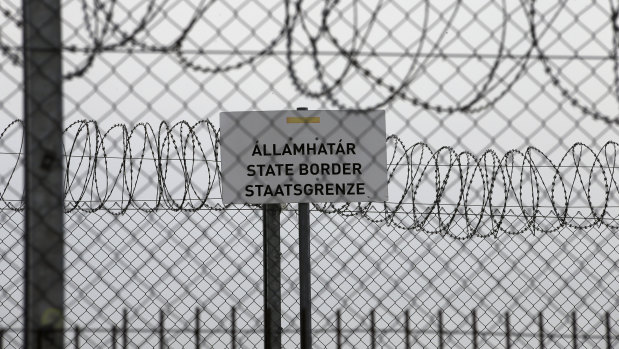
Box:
(2, 0), (619, 348)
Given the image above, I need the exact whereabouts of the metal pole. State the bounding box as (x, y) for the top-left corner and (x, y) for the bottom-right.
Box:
(404, 309), (410, 349)
(472, 309), (478, 349)
(572, 311), (577, 349)
(231, 307), (237, 349)
(336, 309), (342, 349)
(505, 311), (511, 349)
(74, 326), (80, 349)
(159, 309), (165, 349)
(122, 309), (128, 349)
(538, 312), (544, 349)
(263, 204), (281, 349)
(22, 0), (64, 347)
(438, 309), (444, 349)
(296, 106), (311, 349)
(111, 326), (117, 349)
(194, 307), (200, 349)
(606, 311), (612, 349)
(299, 202), (312, 349)
(370, 309), (376, 349)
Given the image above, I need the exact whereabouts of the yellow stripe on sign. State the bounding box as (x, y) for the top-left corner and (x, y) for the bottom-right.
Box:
(286, 117), (320, 124)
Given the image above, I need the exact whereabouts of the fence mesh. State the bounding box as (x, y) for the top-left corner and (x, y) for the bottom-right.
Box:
(2, 0), (619, 348)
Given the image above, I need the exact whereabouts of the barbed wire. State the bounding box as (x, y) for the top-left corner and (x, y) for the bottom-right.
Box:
(4, 1), (619, 123)
(1, 120), (619, 238)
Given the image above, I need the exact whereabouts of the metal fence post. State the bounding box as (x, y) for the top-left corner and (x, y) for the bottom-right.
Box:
(74, 326), (80, 349)
(572, 311), (578, 349)
(472, 309), (478, 349)
(404, 309), (411, 349)
(370, 309), (376, 349)
(231, 307), (237, 349)
(194, 307), (200, 349)
(606, 311), (612, 349)
(159, 309), (165, 349)
(336, 309), (342, 349)
(438, 309), (444, 349)
(539, 312), (544, 349)
(299, 202), (312, 349)
(22, 0), (64, 348)
(122, 309), (128, 349)
(296, 106), (313, 349)
(505, 312), (511, 349)
(263, 204), (281, 348)
(111, 326), (117, 349)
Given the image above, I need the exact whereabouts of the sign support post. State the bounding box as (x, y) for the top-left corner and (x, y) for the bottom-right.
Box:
(298, 104), (312, 349)
(263, 204), (281, 349)
(298, 202), (312, 349)
(220, 108), (387, 348)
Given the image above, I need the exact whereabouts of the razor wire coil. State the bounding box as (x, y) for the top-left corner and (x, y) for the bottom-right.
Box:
(4, 1), (619, 123)
(1, 120), (618, 239)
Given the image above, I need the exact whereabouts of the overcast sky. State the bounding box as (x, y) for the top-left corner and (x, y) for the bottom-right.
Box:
(1, 1), (619, 348)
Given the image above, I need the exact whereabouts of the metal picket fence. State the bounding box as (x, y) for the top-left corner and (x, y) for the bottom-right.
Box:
(2, 0), (619, 348)
(1, 308), (617, 348)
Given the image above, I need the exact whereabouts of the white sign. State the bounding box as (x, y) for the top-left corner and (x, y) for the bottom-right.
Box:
(220, 110), (388, 204)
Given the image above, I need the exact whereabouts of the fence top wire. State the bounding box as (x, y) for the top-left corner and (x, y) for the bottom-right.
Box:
(2, 1), (619, 125)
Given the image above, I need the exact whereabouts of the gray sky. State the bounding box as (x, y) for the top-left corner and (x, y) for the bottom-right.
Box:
(1, 1), (619, 348)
